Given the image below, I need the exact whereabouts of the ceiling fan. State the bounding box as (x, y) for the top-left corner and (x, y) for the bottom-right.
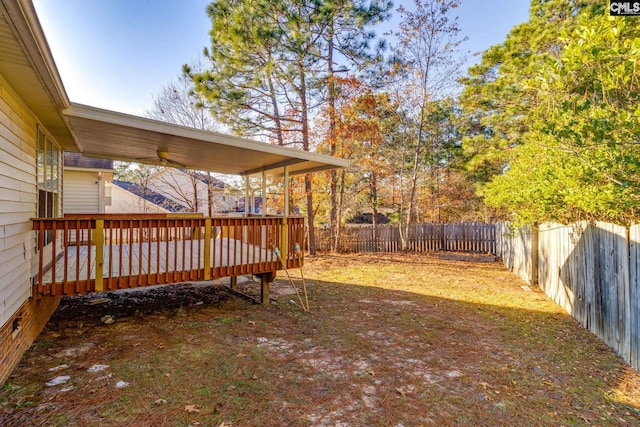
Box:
(136, 150), (186, 168)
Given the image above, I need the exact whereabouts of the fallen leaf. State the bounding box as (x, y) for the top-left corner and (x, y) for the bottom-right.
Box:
(367, 369), (376, 376)
(247, 321), (256, 326)
(395, 387), (406, 396)
(479, 382), (493, 390)
(157, 343), (166, 349)
(154, 399), (167, 405)
(185, 404), (201, 413)
(407, 385), (416, 392)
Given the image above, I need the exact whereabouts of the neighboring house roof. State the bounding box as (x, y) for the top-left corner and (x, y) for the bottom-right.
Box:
(64, 152), (113, 170)
(111, 180), (187, 213)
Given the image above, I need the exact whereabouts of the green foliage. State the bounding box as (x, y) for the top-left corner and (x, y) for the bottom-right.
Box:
(462, 0), (640, 225)
(382, 0), (468, 227)
(460, 0), (600, 181)
(113, 162), (158, 183)
(188, 0), (390, 145)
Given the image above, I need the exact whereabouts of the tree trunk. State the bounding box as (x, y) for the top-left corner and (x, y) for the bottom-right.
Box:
(299, 63), (316, 255)
(397, 133), (409, 250)
(371, 172), (378, 243)
(327, 23), (339, 253)
(191, 172), (199, 213)
(268, 71), (285, 146)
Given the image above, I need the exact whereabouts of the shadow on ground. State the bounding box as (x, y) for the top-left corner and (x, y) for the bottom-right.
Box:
(1, 253), (639, 427)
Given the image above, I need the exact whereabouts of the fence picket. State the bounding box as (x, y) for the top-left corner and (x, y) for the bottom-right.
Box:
(496, 221), (638, 372)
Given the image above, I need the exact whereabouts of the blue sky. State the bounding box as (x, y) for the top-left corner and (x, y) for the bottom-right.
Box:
(33, 0), (530, 116)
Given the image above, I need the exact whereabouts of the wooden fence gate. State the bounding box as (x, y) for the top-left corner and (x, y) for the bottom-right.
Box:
(315, 222), (496, 254)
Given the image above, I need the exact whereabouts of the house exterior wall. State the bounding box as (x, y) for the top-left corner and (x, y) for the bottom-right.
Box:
(63, 170), (100, 213)
(0, 74), (61, 385)
(63, 169), (104, 213)
(147, 169), (237, 214)
(106, 183), (171, 214)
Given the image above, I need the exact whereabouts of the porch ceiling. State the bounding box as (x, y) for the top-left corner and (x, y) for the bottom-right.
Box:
(64, 103), (348, 177)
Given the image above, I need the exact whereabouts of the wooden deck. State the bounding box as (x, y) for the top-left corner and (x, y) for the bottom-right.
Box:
(32, 215), (305, 303)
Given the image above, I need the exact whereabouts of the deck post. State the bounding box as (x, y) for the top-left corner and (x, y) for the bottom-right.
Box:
(204, 218), (211, 280)
(94, 219), (104, 292)
(244, 175), (250, 217)
(260, 274), (270, 306)
(283, 166), (290, 217)
(230, 276), (237, 290)
(282, 166), (290, 267)
(261, 170), (267, 217)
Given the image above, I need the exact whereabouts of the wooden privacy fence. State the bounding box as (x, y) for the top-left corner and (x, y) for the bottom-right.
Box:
(496, 221), (640, 371)
(315, 222), (496, 254)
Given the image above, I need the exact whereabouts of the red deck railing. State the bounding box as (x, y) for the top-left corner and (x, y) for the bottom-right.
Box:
(32, 215), (305, 298)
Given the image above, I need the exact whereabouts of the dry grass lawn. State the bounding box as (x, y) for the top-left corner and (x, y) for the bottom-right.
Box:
(1, 253), (639, 426)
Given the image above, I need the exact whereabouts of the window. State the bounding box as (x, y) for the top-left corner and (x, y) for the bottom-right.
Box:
(37, 127), (62, 245)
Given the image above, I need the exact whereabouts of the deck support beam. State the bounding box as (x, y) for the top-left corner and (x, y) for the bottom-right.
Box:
(258, 272), (275, 306)
(261, 276), (270, 306)
(230, 276), (237, 290)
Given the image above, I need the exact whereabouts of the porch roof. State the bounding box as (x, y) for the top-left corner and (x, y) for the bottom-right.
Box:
(1, 0), (348, 178)
(65, 103), (349, 177)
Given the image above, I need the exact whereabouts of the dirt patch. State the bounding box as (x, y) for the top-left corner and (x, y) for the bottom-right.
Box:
(1, 253), (639, 426)
(48, 277), (299, 327)
(49, 281), (233, 325)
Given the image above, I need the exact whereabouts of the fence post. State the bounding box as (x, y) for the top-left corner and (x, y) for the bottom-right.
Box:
(530, 223), (539, 285)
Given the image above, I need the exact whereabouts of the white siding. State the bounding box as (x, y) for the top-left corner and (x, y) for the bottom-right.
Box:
(63, 170), (100, 213)
(146, 169), (237, 213)
(0, 75), (38, 326)
(146, 169), (204, 212)
(106, 184), (171, 214)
